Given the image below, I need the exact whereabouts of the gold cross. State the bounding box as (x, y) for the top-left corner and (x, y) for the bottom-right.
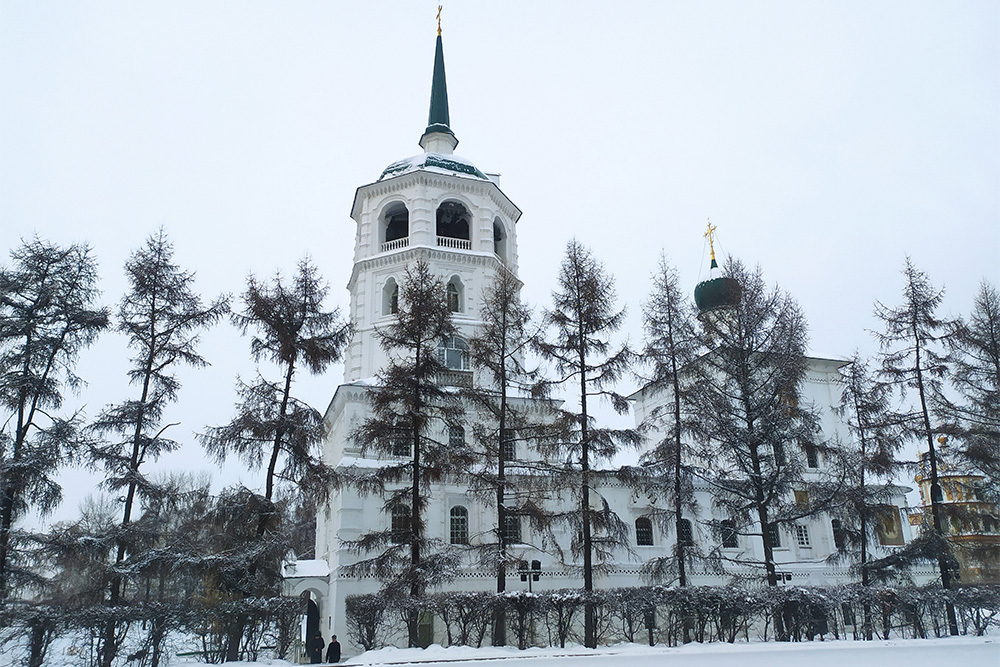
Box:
(437, 5), (442, 35)
(704, 219), (717, 261)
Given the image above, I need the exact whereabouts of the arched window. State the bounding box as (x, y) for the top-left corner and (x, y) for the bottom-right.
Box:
(391, 504), (410, 543)
(450, 506), (469, 544)
(493, 219), (507, 260)
(635, 517), (653, 546)
(436, 201), (471, 240)
(446, 276), (464, 313)
(721, 519), (738, 548)
(501, 429), (516, 461)
(436, 335), (469, 370)
(502, 514), (522, 544)
(449, 424), (465, 448)
(383, 278), (399, 315)
(382, 203), (409, 246)
(678, 518), (694, 546)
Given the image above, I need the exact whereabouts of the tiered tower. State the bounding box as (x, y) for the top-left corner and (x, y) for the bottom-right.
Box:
(341, 29), (521, 384)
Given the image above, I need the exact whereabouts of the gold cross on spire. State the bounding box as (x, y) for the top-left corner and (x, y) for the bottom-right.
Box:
(437, 5), (442, 36)
(705, 219), (718, 261)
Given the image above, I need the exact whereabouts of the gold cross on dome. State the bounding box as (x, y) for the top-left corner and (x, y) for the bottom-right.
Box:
(704, 220), (717, 261)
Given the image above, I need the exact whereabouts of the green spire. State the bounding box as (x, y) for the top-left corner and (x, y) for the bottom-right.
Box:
(426, 34), (451, 133)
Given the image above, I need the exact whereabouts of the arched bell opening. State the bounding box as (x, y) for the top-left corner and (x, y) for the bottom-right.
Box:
(436, 200), (471, 249)
(493, 218), (508, 262)
(380, 202), (410, 252)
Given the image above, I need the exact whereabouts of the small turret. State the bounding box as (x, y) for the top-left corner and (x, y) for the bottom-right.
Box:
(694, 221), (741, 313)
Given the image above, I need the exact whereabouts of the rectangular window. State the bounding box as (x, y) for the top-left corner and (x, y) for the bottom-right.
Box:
(831, 519), (847, 549)
(678, 519), (694, 546)
(804, 445), (819, 468)
(767, 523), (782, 549)
(721, 520), (738, 548)
(390, 426), (412, 457)
(795, 524), (811, 547)
(635, 518), (653, 546)
(501, 429), (516, 461)
(502, 514), (522, 544)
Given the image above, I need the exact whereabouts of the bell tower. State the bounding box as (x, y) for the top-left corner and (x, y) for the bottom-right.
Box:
(341, 22), (522, 384)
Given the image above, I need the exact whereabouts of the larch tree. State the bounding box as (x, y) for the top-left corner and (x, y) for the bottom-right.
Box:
(345, 259), (469, 648)
(466, 266), (547, 646)
(534, 239), (639, 649)
(873, 257), (959, 635)
(0, 239), (108, 598)
(631, 255), (702, 591)
(88, 228), (228, 667)
(945, 281), (1000, 483)
(832, 352), (906, 639)
(688, 260), (829, 639)
(200, 256), (349, 661)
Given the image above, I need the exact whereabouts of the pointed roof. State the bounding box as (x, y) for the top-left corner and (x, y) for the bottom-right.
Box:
(426, 35), (451, 132)
(419, 31), (458, 152)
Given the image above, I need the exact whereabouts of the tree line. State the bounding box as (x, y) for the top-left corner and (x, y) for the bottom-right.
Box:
(1, 231), (997, 664)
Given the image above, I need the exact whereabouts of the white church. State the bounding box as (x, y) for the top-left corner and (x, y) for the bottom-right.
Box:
(283, 26), (926, 654)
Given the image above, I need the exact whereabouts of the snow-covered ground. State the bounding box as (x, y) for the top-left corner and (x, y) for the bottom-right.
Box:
(152, 637), (999, 667)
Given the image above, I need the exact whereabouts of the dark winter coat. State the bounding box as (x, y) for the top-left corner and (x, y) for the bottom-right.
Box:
(326, 639), (341, 663)
(309, 634), (325, 663)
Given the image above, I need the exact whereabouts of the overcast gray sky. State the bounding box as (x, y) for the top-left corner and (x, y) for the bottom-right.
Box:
(2, 1), (998, 523)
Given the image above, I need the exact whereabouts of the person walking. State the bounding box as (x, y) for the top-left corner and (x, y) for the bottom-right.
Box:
(325, 634), (342, 663)
(308, 632), (325, 664)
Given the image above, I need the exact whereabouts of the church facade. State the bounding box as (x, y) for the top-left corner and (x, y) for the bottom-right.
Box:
(283, 30), (929, 654)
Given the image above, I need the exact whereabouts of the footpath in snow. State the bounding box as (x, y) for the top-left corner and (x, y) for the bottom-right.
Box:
(325, 637), (1000, 667)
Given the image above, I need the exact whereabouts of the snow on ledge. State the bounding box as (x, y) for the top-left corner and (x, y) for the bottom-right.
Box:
(282, 558), (330, 579)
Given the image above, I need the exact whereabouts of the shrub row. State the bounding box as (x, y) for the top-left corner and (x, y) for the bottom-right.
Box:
(345, 584), (1000, 650)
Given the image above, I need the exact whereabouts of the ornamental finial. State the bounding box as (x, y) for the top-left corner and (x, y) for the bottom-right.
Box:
(704, 219), (718, 262)
(437, 5), (442, 36)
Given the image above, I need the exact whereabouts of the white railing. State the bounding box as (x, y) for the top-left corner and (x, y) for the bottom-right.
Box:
(381, 237), (409, 253)
(437, 236), (472, 250)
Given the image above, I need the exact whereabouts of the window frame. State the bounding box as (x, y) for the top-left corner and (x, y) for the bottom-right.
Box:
(391, 504), (410, 543)
(677, 518), (694, 547)
(436, 335), (470, 371)
(721, 519), (739, 549)
(450, 506), (469, 545)
(635, 517), (654, 546)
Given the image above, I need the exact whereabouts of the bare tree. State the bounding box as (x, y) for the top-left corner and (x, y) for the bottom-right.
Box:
(465, 266), (547, 645)
(688, 260), (827, 639)
(534, 240), (639, 649)
(873, 257), (959, 635)
(345, 259), (468, 647)
(945, 281), (1000, 482)
(0, 238), (108, 597)
(201, 256), (348, 660)
(632, 255), (702, 593)
(832, 352), (907, 638)
(88, 228), (229, 667)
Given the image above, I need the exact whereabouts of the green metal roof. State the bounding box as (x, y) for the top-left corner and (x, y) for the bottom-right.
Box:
(379, 153), (488, 181)
(425, 34), (453, 138)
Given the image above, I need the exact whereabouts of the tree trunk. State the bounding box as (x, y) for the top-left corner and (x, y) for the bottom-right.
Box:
(913, 341), (959, 636)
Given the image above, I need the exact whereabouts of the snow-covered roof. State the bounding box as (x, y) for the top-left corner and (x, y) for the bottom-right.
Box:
(379, 152), (488, 181)
(282, 558), (330, 579)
